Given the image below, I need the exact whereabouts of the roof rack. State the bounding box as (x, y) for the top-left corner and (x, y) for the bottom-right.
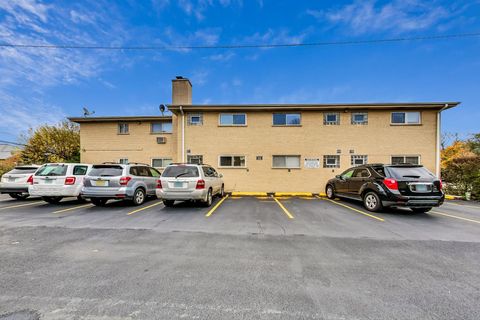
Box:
(127, 162), (150, 166)
(170, 162), (210, 166)
(101, 162), (120, 164)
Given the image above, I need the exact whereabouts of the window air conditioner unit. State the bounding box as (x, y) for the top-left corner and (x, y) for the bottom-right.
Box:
(156, 137), (166, 144)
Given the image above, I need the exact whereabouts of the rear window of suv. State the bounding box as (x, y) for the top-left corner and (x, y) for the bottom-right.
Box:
(386, 166), (436, 180)
(8, 167), (38, 174)
(162, 166), (199, 178)
(35, 165), (68, 176)
(89, 165), (124, 177)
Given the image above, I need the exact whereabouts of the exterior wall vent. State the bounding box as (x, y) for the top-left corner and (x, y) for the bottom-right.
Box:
(156, 137), (166, 144)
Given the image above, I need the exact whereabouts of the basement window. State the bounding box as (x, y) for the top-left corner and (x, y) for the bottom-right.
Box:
(351, 155), (368, 166)
(323, 155), (340, 168)
(219, 155), (246, 168)
(391, 112), (421, 125)
(272, 155), (301, 169)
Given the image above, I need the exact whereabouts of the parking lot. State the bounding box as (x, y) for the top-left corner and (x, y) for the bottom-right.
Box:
(1, 193), (479, 319)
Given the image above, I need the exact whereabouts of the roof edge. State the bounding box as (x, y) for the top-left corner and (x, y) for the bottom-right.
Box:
(68, 115), (173, 123)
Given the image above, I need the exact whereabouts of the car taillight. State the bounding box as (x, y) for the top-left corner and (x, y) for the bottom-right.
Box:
(119, 176), (132, 186)
(156, 179), (162, 189)
(27, 175), (34, 185)
(196, 179), (205, 189)
(383, 178), (398, 190)
(438, 180), (443, 190)
(65, 176), (76, 185)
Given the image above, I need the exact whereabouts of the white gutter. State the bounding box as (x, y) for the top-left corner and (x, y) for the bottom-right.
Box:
(436, 104), (449, 178)
(180, 106), (185, 162)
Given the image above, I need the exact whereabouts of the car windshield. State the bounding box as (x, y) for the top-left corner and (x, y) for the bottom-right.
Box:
(386, 166), (436, 180)
(35, 165), (68, 176)
(8, 167), (38, 174)
(89, 166), (124, 177)
(162, 166), (199, 178)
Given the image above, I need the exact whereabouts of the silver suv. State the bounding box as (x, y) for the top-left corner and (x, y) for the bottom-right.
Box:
(156, 164), (224, 207)
(82, 163), (161, 206)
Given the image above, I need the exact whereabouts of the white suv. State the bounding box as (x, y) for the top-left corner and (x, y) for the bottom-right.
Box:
(0, 165), (40, 200)
(29, 163), (92, 204)
(156, 164), (224, 207)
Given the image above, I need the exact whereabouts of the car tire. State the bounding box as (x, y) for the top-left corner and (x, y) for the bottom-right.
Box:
(9, 193), (29, 200)
(202, 189), (213, 207)
(326, 185), (335, 199)
(132, 188), (146, 206)
(219, 184), (225, 198)
(163, 200), (175, 207)
(411, 208), (432, 213)
(91, 198), (108, 206)
(363, 192), (383, 212)
(42, 196), (63, 204)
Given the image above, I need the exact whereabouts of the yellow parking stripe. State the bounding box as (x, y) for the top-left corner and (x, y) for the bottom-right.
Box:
(205, 194), (229, 217)
(0, 201), (44, 211)
(272, 196), (294, 219)
(326, 199), (384, 222)
(127, 201), (163, 215)
(52, 204), (93, 214)
(445, 202), (480, 210)
(431, 210), (480, 224)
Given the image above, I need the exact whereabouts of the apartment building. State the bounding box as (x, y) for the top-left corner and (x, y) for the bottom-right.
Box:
(69, 77), (459, 192)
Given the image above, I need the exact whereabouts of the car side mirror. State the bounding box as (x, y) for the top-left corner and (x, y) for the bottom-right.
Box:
(335, 175), (342, 179)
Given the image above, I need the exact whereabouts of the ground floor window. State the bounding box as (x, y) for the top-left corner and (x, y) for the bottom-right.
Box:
(152, 158), (173, 168)
(351, 155), (368, 166)
(323, 155), (340, 168)
(119, 158), (128, 164)
(219, 155), (246, 168)
(272, 155), (301, 168)
(187, 155), (203, 165)
(391, 155), (420, 165)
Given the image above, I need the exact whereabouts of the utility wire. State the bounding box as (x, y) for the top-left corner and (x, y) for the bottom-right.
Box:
(0, 140), (25, 146)
(0, 32), (479, 51)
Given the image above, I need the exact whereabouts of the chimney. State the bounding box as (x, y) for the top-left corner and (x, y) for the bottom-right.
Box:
(172, 76), (192, 105)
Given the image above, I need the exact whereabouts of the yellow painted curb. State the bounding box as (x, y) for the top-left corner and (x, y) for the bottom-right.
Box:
(445, 195), (456, 200)
(274, 192), (313, 197)
(231, 192), (268, 197)
(318, 192), (326, 197)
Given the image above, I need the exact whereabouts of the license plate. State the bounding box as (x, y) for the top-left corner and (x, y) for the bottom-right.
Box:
(174, 181), (184, 188)
(94, 180), (108, 187)
(8, 178), (16, 182)
(411, 184), (430, 192)
(44, 179), (54, 184)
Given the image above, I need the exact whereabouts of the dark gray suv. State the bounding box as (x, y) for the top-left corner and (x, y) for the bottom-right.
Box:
(82, 163), (161, 206)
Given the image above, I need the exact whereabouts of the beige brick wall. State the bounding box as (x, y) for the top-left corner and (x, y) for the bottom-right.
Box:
(79, 117), (178, 167)
(181, 110), (438, 193)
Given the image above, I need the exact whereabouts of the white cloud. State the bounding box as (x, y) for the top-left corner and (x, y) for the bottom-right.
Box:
(242, 28), (309, 47)
(307, 0), (451, 34)
(205, 51), (235, 61)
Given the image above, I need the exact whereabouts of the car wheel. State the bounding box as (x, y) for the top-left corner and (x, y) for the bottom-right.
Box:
(91, 198), (108, 206)
(132, 188), (146, 206)
(163, 200), (175, 207)
(363, 192), (383, 212)
(219, 184), (225, 198)
(411, 208), (432, 213)
(42, 196), (63, 204)
(326, 185), (335, 199)
(9, 193), (29, 200)
(202, 189), (213, 207)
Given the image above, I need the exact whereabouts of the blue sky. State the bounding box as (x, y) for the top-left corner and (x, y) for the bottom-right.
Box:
(0, 0), (479, 143)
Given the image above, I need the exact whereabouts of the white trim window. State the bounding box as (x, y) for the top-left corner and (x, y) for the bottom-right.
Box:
(391, 155), (420, 165)
(272, 113), (301, 126)
(323, 155), (340, 168)
(151, 122), (172, 133)
(188, 113), (203, 126)
(152, 158), (173, 168)
(118, 123), (129, 134)
(187, 155), (203, 165)
(324, 113), (340, 125)
(391, 112), (421, 124)
(119, 158), (129, 164)
(219, 155), (246, 168)
(351, 155), (368, 166)
(272, 155), (301, 169)
(219, 113), (247, 126)
(351, 112), (368, 125)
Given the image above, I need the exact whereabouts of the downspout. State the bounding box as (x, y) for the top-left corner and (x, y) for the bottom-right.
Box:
(180, 106), (185, 162)
(436, 104), (449, 178)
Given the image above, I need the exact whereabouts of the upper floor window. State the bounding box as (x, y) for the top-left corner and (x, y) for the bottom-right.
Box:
(151, 122), (172, 133)
(188, 113), (203, 126)
(119, 158), (128, 164)
(391, 112), (421, 125)
(219, 155), (246, 168)
(391, 155), (420, 165)
(351, 112), (368, 125)
(272, 155), (301, 169)
(118, 123), (129, 134)
(187, 155), (203, 165)
(219, 113), (247, 126)
(324, 113), (340, 125)
(273, 113), (301, 126)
